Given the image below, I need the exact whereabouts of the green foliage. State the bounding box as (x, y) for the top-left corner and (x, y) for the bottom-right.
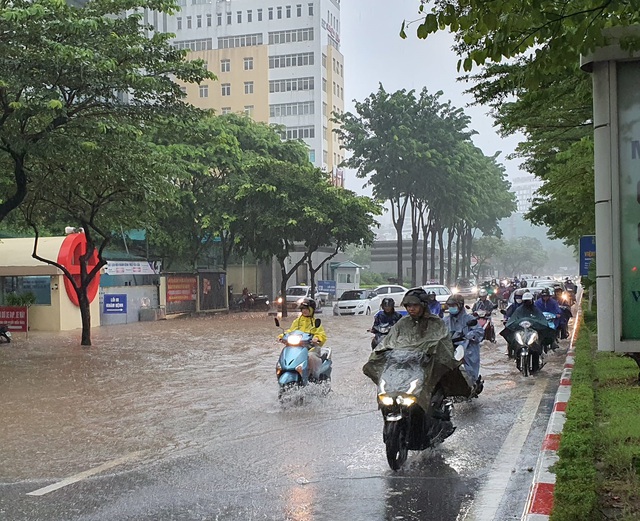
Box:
(6, 291), (36, 307)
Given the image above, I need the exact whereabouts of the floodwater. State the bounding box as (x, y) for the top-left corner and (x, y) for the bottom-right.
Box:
(0, 310), (569, 521)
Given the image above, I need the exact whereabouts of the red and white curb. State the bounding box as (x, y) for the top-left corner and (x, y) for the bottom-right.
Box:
(521, 312), (580, 521)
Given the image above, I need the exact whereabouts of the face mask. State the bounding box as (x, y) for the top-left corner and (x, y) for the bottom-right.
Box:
(449, 306), (459, 315)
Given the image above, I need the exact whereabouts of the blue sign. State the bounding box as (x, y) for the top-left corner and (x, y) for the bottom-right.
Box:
(103, 294), (127, 314)
(317, 280), (337, 296)
(579, 235), (596, 277)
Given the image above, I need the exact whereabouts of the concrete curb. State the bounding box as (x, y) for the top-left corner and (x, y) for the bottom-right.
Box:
(521, 305), (581, 521)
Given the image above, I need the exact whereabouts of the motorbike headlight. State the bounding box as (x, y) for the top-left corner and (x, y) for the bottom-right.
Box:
(277, 297), (283, 304)
(397, 395), (416, 406)
(378, 394), (395, 406)
(515, 331), (525, 344)
(527, 331), (539, 345)
(288, 334), (302, 345)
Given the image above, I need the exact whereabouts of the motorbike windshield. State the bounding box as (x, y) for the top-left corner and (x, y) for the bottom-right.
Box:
(378, 349), (428, 394)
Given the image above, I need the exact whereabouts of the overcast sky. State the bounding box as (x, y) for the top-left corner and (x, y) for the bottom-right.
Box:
(338, 0), (525, 195)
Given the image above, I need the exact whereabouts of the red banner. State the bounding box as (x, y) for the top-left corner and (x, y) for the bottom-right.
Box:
(0, 306), (28, 332)
(167, 277), (197, 303)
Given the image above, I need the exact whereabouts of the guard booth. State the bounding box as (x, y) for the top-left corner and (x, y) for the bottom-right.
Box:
(0, 234), (101, 331)
(332, 261), (362, 298)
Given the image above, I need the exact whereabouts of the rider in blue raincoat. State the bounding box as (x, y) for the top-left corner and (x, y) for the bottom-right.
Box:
(444, 294), (485, 386)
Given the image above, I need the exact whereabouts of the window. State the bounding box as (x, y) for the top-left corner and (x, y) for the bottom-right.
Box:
(279, 125), (315, 140)
(323, 126), (327, 139)
(268, 52), (314, 69)
(277, 7), (282, 19)
(199, 85), (209, 97)
(269, 77), (314, 93)
(332, 57), (336, 72)
(177, 17), (182, 30)
(227, 12), (232, 24)
(308, 2), (314, 15)
(322, 53), (326, 68)
(218, 33), (263, 49)
(179, 86), (187, 95)
(268, 28), (314, 44)
(237, 11), (242, 23)
(297, 4), (302, 16)
(217, 13), (222, 25)
(322, 78), (326, 92)
(221, 107), (231, 114)
(173, 38), (213, 51)
(206, 13), (212, 26)
(196, 15), (202, 28)
(269, 101), (315, 117)
(286, 5), (291, 18)
(244, 57), (254, 70)
(257, 8), (262, 21)
(186, 16), (192, 29)
(247, 9), (252, 22)
(322, 102), (327, 116)
(221, 83), (231, 96)
(221, 59), (230, 72)
(309, 149), (315, 162)
(268, 7), (273, 20)
(244, 81), (254, 94)
(244, 105), (254, 116)
(339, 63), (343, 76)
(2, 276), (52, 305)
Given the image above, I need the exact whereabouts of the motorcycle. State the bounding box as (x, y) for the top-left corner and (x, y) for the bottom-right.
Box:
(375, 349), (456, 470)
(232, 291), (270, 312)
(0, 324), (11, 343)
(368, 323), (392, 350)
(558, 305), (572, 339)
(274, 318), (332, 403)
(510, 318), (545, 377)
(473, 309), (496, 343)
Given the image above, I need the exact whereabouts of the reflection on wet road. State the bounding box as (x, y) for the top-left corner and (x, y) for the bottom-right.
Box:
(0, 310), (571, 520)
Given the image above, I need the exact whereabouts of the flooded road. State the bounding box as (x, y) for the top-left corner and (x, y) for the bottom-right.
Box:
(0, 311), (572, 520)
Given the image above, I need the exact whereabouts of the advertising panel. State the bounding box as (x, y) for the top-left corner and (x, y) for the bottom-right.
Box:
(0, 306), (28, 332)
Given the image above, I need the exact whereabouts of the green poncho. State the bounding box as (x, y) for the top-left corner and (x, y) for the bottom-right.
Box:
(363, 314), (474, 408)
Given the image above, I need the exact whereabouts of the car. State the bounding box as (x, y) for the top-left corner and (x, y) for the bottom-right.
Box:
(451, 278), (478, 299)
(422, 284), (452, 304)
(333, 289), (380, 316)
(370, 284), (409, 308)
(278, 285), (329, 310)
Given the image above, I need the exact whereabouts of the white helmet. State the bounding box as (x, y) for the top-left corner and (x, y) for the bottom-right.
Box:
(478, 289), (488, 297)
(522, 292), (534, 302)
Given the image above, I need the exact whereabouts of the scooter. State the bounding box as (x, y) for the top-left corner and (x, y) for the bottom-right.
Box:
(232, 292), (270, 311)
(274, 318), (332, 402)
(375, 349), (456, 471)
(473, 309), (496, 343)
(368, 323), (391, 350)
(0, 324), (11, 343)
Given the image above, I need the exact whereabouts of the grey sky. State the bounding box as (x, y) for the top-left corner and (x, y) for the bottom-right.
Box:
(339, 0), (525, 194)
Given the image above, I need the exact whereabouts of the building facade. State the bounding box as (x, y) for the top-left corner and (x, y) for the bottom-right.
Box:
(511, 175), (543, 214)
(162, 0), (344, 185)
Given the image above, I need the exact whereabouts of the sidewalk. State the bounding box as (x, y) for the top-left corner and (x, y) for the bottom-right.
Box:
(521, 307), (582, 520)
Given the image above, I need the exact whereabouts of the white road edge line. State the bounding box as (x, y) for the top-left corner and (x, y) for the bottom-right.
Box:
(26, 451), (144, 496)
(467, 377), (547, 521)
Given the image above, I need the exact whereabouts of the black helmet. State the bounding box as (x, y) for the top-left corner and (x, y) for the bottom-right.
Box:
(298, 297), (316, 311)
(426, 290), (436, 301)
(381, 297), (395, 309)
(401, 287), (429, 308)
(446, 294), (465, 308)
(540, 288), (551, 297)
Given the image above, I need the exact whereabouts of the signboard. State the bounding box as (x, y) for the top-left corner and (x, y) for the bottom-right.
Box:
(105, 261), (161, 276)
(617, 62), (640, 340)
(103, 294), (127, 314)
(167, 276), (197, 303)
(0, 306), (28, 332)
(579, 235), (596, 277)
(317, 280), (337, 297)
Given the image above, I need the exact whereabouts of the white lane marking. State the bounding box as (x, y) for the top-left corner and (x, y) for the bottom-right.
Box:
(467, 377), (547, 521)
(26, 451), (143, 496)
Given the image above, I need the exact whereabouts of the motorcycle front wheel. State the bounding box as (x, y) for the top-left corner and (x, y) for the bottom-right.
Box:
(384, 421), (408, 471)
(519, 352), (530, 377)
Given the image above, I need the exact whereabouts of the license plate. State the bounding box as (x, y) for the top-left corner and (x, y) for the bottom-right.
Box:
(385, 414), (402, 421)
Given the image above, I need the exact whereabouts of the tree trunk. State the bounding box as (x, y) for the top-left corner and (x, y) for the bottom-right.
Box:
(429, 226), (436, 281)
(79, 291), (92, 346)
(0, 152), (28, 224)
(421, 224), (430, 285)
(390, 195), (409, 284)
(455, 231), (461, 281)
(438, 228), (445, 284)
(446, 228), (454, 286)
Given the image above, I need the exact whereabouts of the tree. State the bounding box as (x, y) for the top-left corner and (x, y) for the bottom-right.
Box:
(21, 121), (176, 346)
(494, 237), (548, 277)
(0, 0), (212, 223)
(471, 236), (505, 279)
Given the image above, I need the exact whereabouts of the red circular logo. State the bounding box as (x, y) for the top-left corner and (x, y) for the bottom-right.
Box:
(56, 234), (101, 307)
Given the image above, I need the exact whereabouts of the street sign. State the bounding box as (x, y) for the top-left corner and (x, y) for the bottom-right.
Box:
(579, 235), (596, 277)
(103, 294), (127, 314)
(317, 280), (337, 296)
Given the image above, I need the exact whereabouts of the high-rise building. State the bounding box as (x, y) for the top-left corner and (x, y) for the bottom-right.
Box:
(164, 0), (345, 185)
(512, 175), (543, 213)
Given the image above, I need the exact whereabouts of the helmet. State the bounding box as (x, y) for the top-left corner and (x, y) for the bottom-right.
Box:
(554, 286), (563, 293)
(522, 292), (534, 302)
(478, 289), (488, 297)
(446, 294), (465, 308)
(426, 290), (436, 301)
(381, 297), (395, 309)
(513, 288), (527, 303)
(401, 287), (429, 308)
(540, 288), (551, 297)
(298, 297), (316, 311)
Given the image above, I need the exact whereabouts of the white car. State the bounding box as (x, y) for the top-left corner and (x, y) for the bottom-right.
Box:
(422, 284), (452, 303)
(333, 289), (380, 316)
(370, 284), (409, 308)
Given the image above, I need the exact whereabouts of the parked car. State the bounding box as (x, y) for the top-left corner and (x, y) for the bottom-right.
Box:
(278, 285), (329, 310)
(333, 289), (380, 316)
(422, 284), (453, 304)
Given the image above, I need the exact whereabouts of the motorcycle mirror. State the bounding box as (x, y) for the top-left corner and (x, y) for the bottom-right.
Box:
(500, 309), (506, 315)
(468, 319), (478, 327)
(315, 318), (321, 328)
(274, 318), (280, 328)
